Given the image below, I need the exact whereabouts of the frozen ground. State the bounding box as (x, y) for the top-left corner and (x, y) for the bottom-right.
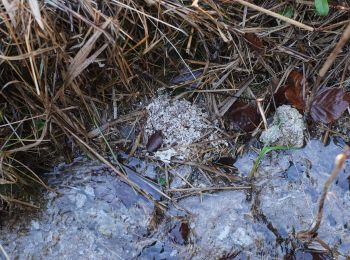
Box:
(0, 139), (349, 259)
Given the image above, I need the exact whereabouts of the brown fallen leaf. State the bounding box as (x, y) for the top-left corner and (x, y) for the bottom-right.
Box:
(310, 88), (350, 124)
(243, 33), (265, 53)
(224, 101), (261, 132)
(274, 70), (306, 111)
(146, 130), (163, 152)
(274, 70), (350, 124)
(274, 86), (289, 108)
(169, 221), (189, 245)
(285, 70), (306, 111)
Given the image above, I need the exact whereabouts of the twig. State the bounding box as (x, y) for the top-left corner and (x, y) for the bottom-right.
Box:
(219, 78), (255, 116)
(87, 110), (146, 138)
(233, 0), (314, 31)
(0, 243), (10, 260)
(340, 54), (350, 88)
(319, 22), (350, 79)
(297, 146), (350, 239)
(296, 0), (350, 12)
(171, 159), (238, 178)
(256, 98), (267, 130)
(0, 46), (58, 61)
(4, 115), (49, 155)
(111, 0), (187, 35)
(167, 186), (250, 192)
(0, 194), (39, 208)
(66, 128), (170, 207)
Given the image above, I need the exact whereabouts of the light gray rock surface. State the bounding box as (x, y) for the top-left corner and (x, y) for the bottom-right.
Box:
(260, 105), (305, 147)
(0, 160), (156, 260)
(168, 191), (276, 259)
(1, 140), (349, 259)
(236, 139), (350, 257)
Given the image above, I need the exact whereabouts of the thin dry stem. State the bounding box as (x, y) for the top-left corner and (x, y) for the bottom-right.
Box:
(297, 146), (350, 239)
(319, 22), (350, 79)
(233, 0), (314, 31)
(0, 243), (10, 260)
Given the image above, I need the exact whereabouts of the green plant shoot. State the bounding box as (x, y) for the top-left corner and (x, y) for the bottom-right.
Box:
(315, 0), (329, 16)
(158, 176), (166, 186)
(281, 6), (293, 18)
(248, 145), (297, 179)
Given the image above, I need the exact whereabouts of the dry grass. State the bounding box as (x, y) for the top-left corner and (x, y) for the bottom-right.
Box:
(0, 0), (349, 207)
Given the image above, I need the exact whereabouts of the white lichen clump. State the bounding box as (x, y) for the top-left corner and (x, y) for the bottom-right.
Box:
(145, 95), (226, 162)
(260, 105), (305, 148)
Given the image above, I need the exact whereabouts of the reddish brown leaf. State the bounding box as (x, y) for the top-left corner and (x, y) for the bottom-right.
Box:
(285, 86), (305, 111)
(224, 101), (261, 132)
(274, 70), (306, 111)
(169, 221), (189, 245)
(274, 87), (289, 107)
(310, 88), (350, 124)
(286, 70), (303, 86)
(243, 33), (265, 53)
(273, 71), (349, 124)
(146, 130), (163, 152)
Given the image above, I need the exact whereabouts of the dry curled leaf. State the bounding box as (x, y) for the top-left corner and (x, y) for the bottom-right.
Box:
(224, 101), (261, 132)
(274, 70), (306, 111)
(275, 70), (350, 123)
(284, 71), (306, 111)
(243, 33), (265, 53)
(310, 88), (350, 124)
(169, 221), (189, 245)
(146, 130), (163, 152)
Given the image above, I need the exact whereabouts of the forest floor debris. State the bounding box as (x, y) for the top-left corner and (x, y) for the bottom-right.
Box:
(145, 95), (227, 162)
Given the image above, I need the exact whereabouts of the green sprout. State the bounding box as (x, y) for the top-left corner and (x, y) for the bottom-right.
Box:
(158, 176), (166, 186)
(281, 5), (294, 18)
(315, 0), (329, 16)
(248, 145), (297, 180)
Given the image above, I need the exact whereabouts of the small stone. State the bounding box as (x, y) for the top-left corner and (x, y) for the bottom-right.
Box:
(31, 220), (40, 230)
(232, 227), (254, 247)
(217, 226), (230, 240)
(170, 250), (178, 257)
(260, 105), (305, 147)
(75, 193), (87, 209)
(144, 164), (157, 180)
(84, 186), (95, 197)
(154, 148), (177, 163)
(98, 225), (113, 238)
(32, 231), (44, 244)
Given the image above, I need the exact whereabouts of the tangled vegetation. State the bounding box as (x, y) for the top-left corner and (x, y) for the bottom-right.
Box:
(0, 0), (349, 208)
